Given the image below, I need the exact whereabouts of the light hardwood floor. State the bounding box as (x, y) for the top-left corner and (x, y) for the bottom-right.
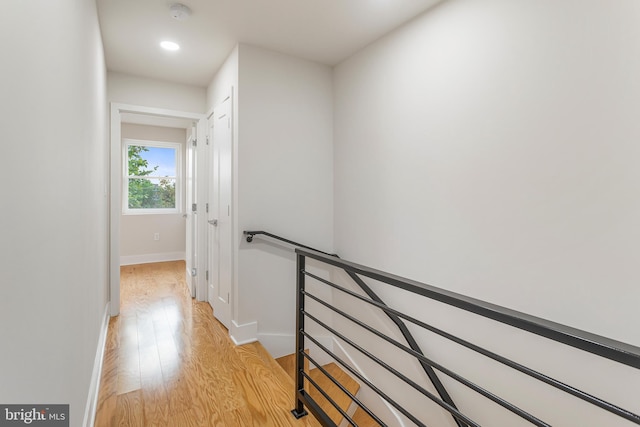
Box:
(94, 261), (320, 426)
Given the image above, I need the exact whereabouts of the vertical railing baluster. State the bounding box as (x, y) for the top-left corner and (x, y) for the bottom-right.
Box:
(291, 252), (308, 419)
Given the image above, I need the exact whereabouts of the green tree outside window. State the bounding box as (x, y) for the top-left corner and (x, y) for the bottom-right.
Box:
(126, 143), (178, 210)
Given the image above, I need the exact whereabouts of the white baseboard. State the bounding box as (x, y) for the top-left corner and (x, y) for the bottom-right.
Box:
(82, 302), (110, 427)
(230, 320), (258, 345)
(120, 251), (185, 266)
(256, 333), (335, 365)
(257, 333), (295, 358)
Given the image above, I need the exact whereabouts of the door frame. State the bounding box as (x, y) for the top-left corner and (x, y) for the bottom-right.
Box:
(109, 103), (207, 316)
(185, 124), (197, 298)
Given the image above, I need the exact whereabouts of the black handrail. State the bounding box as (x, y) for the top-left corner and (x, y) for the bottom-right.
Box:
(297, 246), (640, 426)
(244, 230), (466, 427)
(246, 230), (640, 425)
(298, 248), (640, 370)
(244, 230), (337, 256)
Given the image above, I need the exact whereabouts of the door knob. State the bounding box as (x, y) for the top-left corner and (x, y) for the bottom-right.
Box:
(208, 219), (218, 226)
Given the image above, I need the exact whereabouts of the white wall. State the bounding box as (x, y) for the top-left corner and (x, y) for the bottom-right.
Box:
(332, 0), (640, 425)
(108, 71), (206, 113)
(207, 46), (239, 113)
(0, 0), (109, 425)
(237, 44), (334, 339)
(206, 44), (334, 354)
(334, 0), (640, 349)
(236, 44), (334, 353)
(120, 123), (186, 265)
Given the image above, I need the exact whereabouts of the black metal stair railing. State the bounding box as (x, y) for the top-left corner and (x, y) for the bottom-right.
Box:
(244, 230), (640, 427)
(243, 230), (466, 427)
(296, 247), (640, 427)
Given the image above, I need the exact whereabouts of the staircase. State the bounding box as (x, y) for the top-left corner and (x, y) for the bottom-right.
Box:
(245, 231), (640, 426)
(276, 353), (378, 426)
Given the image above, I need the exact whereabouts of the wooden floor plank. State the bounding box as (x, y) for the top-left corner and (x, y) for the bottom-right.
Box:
(95, 261), (321, 427)
(140, 384), (169, 427)
(116, 390), (144, 427)
(94, 393), (117, 427)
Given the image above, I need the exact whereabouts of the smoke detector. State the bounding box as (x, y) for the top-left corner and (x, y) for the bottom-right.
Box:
(170, 3), (192, 21)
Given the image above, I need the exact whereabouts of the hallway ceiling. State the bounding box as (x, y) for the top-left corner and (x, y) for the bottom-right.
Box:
(96, 0), (443, 87)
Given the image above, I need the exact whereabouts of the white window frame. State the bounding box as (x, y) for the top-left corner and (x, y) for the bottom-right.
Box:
(122, 139), (182, 215)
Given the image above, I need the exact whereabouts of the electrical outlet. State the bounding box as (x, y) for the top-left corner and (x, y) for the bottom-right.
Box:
(154, 233), (160, 241)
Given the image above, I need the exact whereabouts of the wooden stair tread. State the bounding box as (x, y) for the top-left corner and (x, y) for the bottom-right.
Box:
(276, 351), (309, 382)
(352, 406), (380, 427)
(309, 362), (360, 425)
(276, 354), (363, 426)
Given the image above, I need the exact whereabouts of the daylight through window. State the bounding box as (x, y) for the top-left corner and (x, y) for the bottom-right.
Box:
(123, 140), (181, 214)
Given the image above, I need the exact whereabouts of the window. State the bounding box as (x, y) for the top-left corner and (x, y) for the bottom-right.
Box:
(123, 139), (182, 214)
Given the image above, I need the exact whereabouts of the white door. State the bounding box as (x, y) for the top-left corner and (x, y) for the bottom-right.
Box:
(208, 95), (232, 329)
(185, 125), (197, 297)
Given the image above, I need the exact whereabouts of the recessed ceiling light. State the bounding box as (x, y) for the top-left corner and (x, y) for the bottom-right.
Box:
(160, 41), (180, 51)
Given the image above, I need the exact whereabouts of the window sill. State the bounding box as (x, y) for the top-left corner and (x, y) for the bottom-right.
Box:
(122, 209), (182, 216)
